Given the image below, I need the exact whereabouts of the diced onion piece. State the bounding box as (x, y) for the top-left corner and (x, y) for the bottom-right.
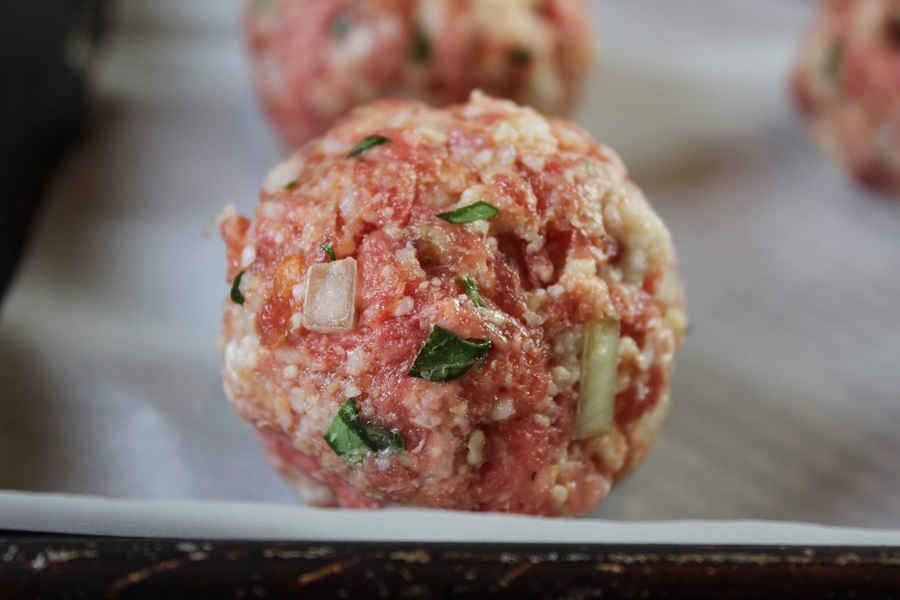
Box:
(303, 258), (357, 333)
(573, 320), (620, 440)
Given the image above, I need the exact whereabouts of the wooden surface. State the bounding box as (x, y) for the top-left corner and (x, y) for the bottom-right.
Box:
(3, 536), (900, 599)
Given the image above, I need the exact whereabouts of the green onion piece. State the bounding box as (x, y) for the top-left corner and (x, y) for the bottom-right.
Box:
(347, 135), (391, 158)
(230, 271), (245, 305)
(284, 179), (299, 190)
(324, 397), (404, 466)
(320, 243), (336, 262)
(330, 13), (351, 38)
(437, 201), (499, 224)
(573, 321), (620, 440)
(508, 47), (533, 66)
(408, 325), (491, 382)
(460, 275), (484, 308)
(409, 26), (430, 63)
(824, 42), (844, 81)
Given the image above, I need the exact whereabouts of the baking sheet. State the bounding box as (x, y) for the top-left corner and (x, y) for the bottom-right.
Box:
(2, 0), (900, 539)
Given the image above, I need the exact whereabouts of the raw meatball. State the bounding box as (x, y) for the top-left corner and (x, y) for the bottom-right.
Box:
(245, 0), (596, 147)
(219, 92), (686, 516)
(792, 0), (900, 195)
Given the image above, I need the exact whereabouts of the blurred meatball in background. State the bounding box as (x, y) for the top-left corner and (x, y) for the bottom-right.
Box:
(792, 0), (900, 196)
(245, 0), (597, 148)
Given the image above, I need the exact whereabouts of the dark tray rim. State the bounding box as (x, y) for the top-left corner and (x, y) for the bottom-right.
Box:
(3, 534), (899, 599)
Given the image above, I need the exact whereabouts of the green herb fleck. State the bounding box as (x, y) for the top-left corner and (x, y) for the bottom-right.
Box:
(366, 426), (405, 454)
(824, 42), (844, 81)
(531, 471), (537, 481)
(409, 26), (430, 63)
(408, 325), (492, 382)
(324, 397), (405, 466)
(320, 243), (336, 262)
(251, 0), (275, 13)
(437, 201), (499, 224)
(887, 12), (900, 48)
(230, 271), (245, 305)
(508, 47), (533, 66)
(583, 158), (599, 178)
(284, 179), (299, 190)
(347, 135), (391, 158)
(460, 275), (484, 308)
(330, 13), (352, 38)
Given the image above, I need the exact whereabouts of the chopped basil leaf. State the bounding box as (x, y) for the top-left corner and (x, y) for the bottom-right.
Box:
(508, 47), (533, 66)
(409, 26), (430, 63)
(230, 271), (245, 305)
(284, 179), (299, 190)
(824, 42), (843, 80)
(408, 325), (491, 382)
(330, 13), (351, 38)
(324, 398), (376, 465)
(347, 135), (391, 158)
(320, 243), (336, 262)
(437, 201), (499, 224)
(460, 275), (484, 308)
(324, 397), (405, 466)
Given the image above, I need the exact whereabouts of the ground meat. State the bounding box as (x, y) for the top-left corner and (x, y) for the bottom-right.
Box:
(219, 92), (686, 516)
(244, 0), (596, 147)
(791, 0), (900, 195)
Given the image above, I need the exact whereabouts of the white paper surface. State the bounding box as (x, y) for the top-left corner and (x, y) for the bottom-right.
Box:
(2, 0), (900, 540)
(5, 490), (900, 545)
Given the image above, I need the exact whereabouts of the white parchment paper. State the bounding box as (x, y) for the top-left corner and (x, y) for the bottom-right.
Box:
(2, 0), (900, 540)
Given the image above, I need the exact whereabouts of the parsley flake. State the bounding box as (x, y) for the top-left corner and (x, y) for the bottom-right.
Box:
(330, 13), (351, 38)
(230, 271), (245, 305)
(824, 42), (844, 81)
(320, 243), (336, 262)
(409, 26), (430, 63)
(437, 201), (499, 224)
(324, 397), (405, 466)
(508, 47), (533, 66)
(251, 0), (275, 13)
(408, 325), (491, 382)
(284, 179), (299, 190)
(347, 135), (391, 158)
(460, 275), (484, 308)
